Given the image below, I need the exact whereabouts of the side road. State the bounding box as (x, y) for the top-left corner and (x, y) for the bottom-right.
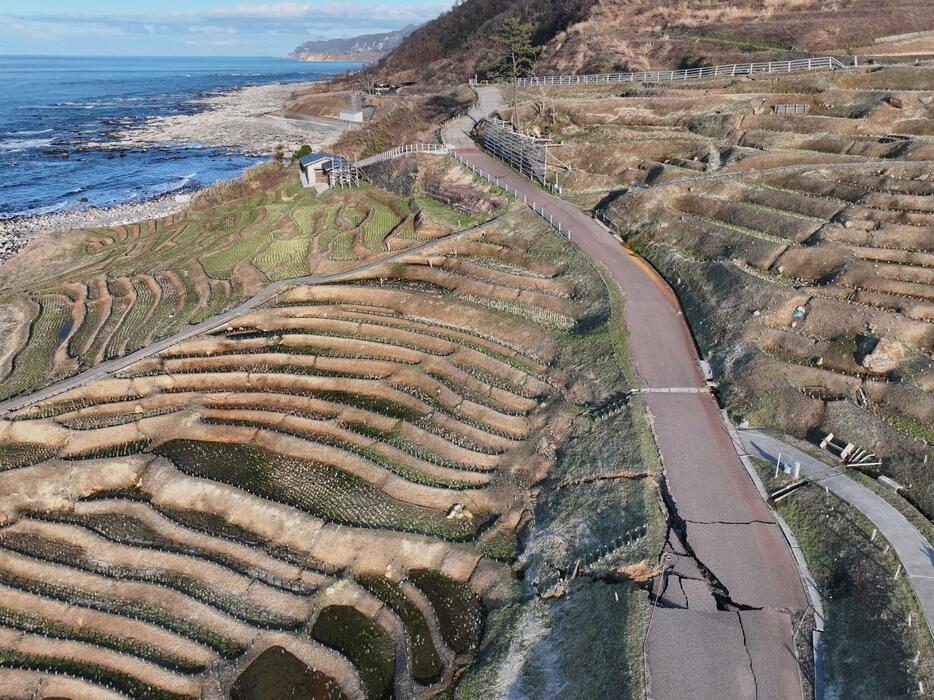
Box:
(447, 88), (809, 700)
(0, 210), (521, 417)
(740, 430), (934, 642)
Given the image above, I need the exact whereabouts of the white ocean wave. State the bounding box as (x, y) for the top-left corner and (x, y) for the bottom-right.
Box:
(1, 128), (53, 137)
(0, 137), (54, 152)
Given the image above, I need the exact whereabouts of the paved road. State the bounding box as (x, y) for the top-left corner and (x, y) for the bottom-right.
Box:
(0, 212), (519, 417)
(740, 429), (934, 642)
(448, 88), (808, 700)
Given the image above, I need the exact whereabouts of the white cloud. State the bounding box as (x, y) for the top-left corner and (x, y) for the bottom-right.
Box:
(4, 1), (453, 38)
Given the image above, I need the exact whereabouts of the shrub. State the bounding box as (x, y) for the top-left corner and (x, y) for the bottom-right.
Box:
(292, 145), (313, 162)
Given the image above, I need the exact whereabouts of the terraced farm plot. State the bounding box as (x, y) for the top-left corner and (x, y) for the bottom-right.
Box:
(0, 170), (469, 404)
(0, 211), (656, 698)
(568, 65), (934, 521)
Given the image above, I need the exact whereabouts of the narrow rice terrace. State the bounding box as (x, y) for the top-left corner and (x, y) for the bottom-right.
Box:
(555, 65), (934, 520)
(517, 64), (934, 207)
(0, 159), (497, 405)
(0, 212), (657, 699)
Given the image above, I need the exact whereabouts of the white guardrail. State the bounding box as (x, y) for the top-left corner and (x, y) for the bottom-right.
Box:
(451, 151), (572, 242)
(356, 143), (448, 168)
(498, 56), (849, 88)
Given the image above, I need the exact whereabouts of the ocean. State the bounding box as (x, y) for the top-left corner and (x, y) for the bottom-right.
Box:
(0, 55), (361, 219)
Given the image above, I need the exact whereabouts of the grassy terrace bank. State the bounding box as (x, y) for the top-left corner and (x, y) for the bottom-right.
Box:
(0, 154), (506, 405)
(454, 226), (660, 699)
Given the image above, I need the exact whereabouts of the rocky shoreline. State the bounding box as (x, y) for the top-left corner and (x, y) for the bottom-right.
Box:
(89, 81), (348, 156)
(0, 193), (192, 263)
(2, 79), (350, 259)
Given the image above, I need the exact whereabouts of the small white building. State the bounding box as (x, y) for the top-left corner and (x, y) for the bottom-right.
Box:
(298, 152), (357, 192)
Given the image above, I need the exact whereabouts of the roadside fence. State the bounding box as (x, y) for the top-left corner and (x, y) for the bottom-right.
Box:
(451, 151), (572, 242)
(356, 143), (448, 169)
(483, 56), (851, 89)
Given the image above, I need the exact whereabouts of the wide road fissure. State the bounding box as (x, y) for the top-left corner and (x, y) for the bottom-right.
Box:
(447, 88), (809, 699)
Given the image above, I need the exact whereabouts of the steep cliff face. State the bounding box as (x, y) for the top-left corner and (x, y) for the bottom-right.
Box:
(374, 0), (934, 82)
(289, 24), (419, 62)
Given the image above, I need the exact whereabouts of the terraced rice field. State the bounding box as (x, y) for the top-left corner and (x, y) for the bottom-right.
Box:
(0, 212), (655, 698)
(0, 176), (458, 404)
(570, 65), (934, 517)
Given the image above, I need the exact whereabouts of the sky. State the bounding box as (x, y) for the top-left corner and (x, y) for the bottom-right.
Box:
(0, 1), (456, 56)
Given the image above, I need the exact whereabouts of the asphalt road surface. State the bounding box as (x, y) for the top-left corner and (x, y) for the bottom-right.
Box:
(447, 88), (809, 699)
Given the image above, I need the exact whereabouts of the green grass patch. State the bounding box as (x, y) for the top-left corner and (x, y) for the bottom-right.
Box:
(0, 296), (70, 402)
(358, 575), (443, 684)
(232, 646), (348, 700)
(0, 568), (245, 658)
(0, 606), (204, 673)
(0, 442), (57, 471)
(155, 440), (488, 541)
(408, 569), (482, 655)
(0, 648), (194, 700)
(362, 201), (402, 252)
(311, 606), (395, 700)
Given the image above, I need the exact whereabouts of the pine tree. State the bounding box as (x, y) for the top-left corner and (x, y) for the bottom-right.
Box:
(486, 16), (538, 127)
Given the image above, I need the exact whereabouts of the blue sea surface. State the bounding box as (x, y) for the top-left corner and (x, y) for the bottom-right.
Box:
(0, 55), (361, 218)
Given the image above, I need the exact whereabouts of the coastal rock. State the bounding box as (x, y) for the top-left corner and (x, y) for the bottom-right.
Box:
(0, 194), (189, 246)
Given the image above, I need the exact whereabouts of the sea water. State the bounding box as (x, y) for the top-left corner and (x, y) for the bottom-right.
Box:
(0, 55), (360, 218)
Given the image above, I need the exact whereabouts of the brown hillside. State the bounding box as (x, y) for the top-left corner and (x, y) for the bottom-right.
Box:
(377, 0), (934, 83)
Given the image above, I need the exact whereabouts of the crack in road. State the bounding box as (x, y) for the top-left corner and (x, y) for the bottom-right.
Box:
(657, 473), (762, 613)
(736, 611), (760, 700)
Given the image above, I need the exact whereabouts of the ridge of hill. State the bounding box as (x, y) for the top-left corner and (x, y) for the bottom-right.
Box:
(375, 0), (934, 83)
(290, 24), (419, 62)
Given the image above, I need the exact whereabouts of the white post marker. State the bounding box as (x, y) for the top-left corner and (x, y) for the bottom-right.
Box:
(775, 452), (782, 479)
(895, 563), (902, 580)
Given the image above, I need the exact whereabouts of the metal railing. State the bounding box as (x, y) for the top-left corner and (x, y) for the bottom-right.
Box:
(509, 56), (850, 88)
(480, 118), (549, 186)
(773, 103), (809, 115)
(451, 151), (571, 241)
(356, 143), (448, 168)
